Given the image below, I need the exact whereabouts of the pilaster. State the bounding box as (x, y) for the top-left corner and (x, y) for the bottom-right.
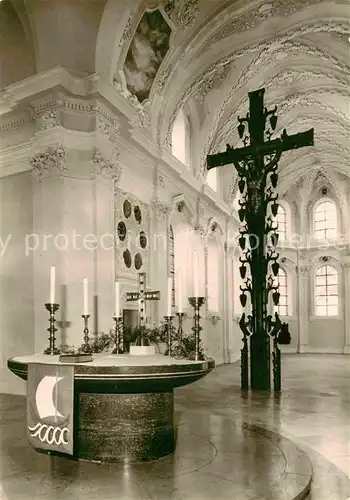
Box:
(343, 255), (350, 354)
(297, 263), (309, 353)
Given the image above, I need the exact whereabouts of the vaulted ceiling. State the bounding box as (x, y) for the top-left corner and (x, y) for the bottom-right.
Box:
(2, 0), (349, 202)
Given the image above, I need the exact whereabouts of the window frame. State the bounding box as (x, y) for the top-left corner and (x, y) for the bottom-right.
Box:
(313, 264), (339, 318)
(312, 198), (338, 241)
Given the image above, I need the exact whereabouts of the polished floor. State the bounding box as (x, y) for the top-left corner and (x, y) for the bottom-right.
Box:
(1, 354), (349, 499)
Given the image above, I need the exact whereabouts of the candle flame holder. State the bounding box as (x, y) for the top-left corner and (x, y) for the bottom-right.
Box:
(80, 314), (92, 354)
(188, 297), (206, 361)
(112, 316), (124, 354)
(44, 303), (60, 355)
(163, 316), (174, 355)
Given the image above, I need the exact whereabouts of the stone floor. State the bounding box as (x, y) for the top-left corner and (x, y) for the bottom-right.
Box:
(1, 354), (349, 500)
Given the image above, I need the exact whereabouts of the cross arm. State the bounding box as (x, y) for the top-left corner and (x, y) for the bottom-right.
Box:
(126, 292), (139, 301)
(145, 291), (160, 300)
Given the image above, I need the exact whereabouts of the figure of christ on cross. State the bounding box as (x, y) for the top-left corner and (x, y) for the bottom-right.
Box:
(125, 273), (160, 336)
(207, 88), (314, 391)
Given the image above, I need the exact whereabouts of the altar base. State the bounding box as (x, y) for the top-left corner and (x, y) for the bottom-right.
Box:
(78, 392), (174, 463)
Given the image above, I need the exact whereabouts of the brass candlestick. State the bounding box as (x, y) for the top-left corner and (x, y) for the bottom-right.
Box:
(44, 303), (60, 355)
(176, 312), (185, 343)
(112, 316), (124, 354)
(163, 315), (174, 356)
(188, 297), (206, 361)
(80, 314), (92, 353)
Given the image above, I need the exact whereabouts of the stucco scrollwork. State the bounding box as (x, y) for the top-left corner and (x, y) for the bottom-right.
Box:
(30, 146), (67, 178)
(38, 110), (60, 130)
(118, 15), (134, 47)
(152, 199), (172, 221)
(92, 148), (122, 184)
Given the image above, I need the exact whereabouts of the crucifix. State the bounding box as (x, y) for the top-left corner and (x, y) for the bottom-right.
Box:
(125, 272), (160, 329)
(207, 88), (314, 391)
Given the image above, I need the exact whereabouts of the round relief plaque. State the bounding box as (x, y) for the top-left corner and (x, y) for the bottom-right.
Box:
(123, 249), (132, 268)
(117, 221), (126, 241)
(134, 205), (142, 224)
(139, 231), (147, 249)
(123, 200), (132, 218)
(134, 253), (143, 270)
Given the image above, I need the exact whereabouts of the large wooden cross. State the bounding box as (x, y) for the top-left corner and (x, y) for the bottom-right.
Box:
(125, 273), (160, 327)
(206, 88), (314, 391)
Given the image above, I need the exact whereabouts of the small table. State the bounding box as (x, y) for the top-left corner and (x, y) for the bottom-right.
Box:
(8, 354), (214, 463)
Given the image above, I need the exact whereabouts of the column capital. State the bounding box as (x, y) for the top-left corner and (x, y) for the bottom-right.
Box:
(30, 145), (67, 179)
(151, 199), (172, 222)
(91, 148), (122, 185)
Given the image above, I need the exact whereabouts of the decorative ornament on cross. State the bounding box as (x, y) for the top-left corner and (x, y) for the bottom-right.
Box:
(207, 87), (314, 391)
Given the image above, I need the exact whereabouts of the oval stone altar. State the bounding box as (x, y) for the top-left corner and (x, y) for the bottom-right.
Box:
(8, 354), (214, 463)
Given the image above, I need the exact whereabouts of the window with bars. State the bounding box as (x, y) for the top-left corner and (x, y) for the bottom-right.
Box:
(313, 200), (337, 240)
(315, 265), (338, 316)
(168, 225), (175, 307)
(274, 268), (288, 316)
(276, 205), (287, 241)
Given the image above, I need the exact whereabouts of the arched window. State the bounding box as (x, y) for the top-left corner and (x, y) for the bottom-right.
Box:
(207, 239), (219, 312)
(274, 268), (288, 316)
(172, 108), (190, 167)
(276, 205), (287, 241)
(313, 199), (337, 239)
(207, 169), (217, 192)
(315, 265), (338, 316)
(168, 225), (175, 306)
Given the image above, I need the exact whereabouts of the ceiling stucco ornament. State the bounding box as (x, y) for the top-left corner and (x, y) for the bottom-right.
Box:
(91, 148), (122, 185)
(113, 75), (151, 130)
(165, 19), (348, 149)
(165, 0), (199, 28)
(118, 15), (134, 47)
(192, 63), (232, 103)
(207, 0), (326, 46)
(30, 146), (67, 179)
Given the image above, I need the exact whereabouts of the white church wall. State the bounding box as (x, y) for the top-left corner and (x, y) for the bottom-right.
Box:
(1, 171), (34, 395)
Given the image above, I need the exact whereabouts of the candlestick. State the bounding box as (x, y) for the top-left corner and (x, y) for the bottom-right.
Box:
(112, 316), (124, 354)
(44, 303), (60, 355)
(163, 315), (174, 356)
(177, 270), (183, 313)
(81, 314), (92, 353)
(49, 266), (55, 304)
(167, 277), (172, 317)
(115, 281), (121, 317)
(193, 250), (199, 297)
(176, 312), (185, 343)
(188, 297), (206, 361)
(83, 278), (88, 315)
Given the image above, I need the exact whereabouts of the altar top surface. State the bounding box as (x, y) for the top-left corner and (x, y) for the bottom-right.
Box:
(10, 353), (209, 367)
(8, 353), (215, 392)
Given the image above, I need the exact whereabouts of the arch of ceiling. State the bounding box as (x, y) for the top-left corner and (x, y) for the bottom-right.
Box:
(153, 3), (349, 139)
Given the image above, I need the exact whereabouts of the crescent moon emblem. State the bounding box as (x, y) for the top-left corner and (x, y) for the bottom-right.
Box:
(35, 376), (65, 420)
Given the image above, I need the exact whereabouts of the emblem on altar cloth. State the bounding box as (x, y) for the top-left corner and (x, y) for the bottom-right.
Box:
(27, 364), (74, 455)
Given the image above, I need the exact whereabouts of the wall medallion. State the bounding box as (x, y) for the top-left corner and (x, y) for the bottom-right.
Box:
(117, 221), (127, 241)
(139, 231), (147, 249)
(123, 199), (132, 218)
(134, 253), (143, 270)
(134, 205), (142, 224)
(123, 249), (132, 268)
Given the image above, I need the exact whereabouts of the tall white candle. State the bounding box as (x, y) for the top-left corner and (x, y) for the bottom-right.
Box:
(167, 277), (172, 317)
(83, 278), (89, 315)
(193, 250), (199, 297)
(49, 266), (55, 304)
(115, 281), (121, 317)
(177, 270), (183, 313)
